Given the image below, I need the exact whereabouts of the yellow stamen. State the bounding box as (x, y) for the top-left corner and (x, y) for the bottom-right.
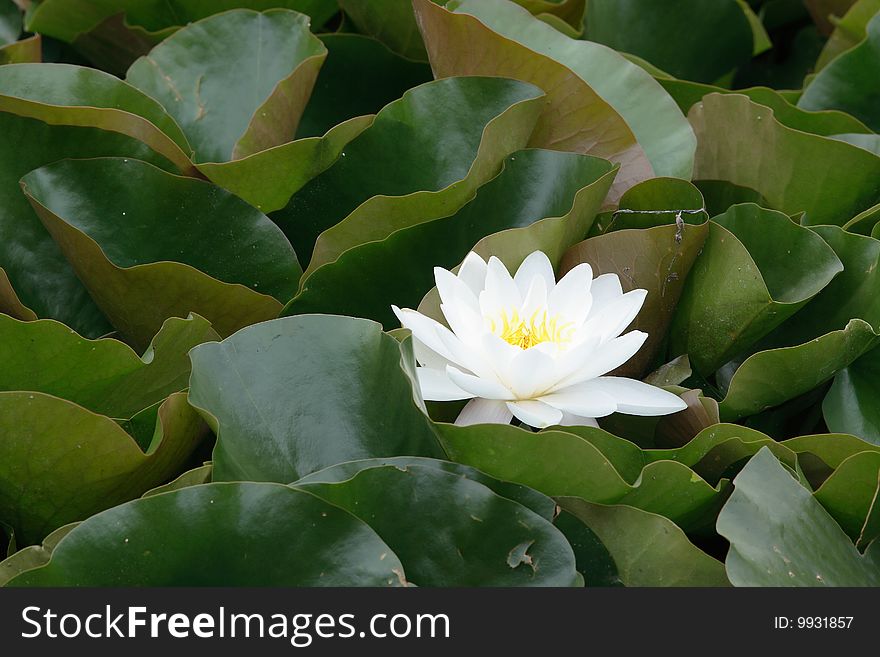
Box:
(491, 309), (574, 350)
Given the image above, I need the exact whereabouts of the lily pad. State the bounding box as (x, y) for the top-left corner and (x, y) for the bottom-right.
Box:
(558, 497), (729, 587)
(0, 63), (194, 173)
(413, 0), (651, 201)
(197, 115), (372, 214)
(824, 343), (880, 445)
(718, 319), (879, 421)
(22, 157), (300, 349)
(275, 75), (545, 268)
(126, 9), (327, 162)
(440, 0), (696, 183)
(799, 12), (880, 131)
(717, 447), (880, 586)
(0, 0), (19, 45)
(0, 391), (208, 545)
(188, 315), (443, 484)
(689, 93), (880, 225)
(7, 482), (407, 586)
(814, 451), (880, 540)
(815, 0), (880, 69)
(0, 113), (188, 337)
(0, 523), (77, 586)
(0, 313), (217, 418)
(25, 1), (340, 43)
(561, 179), (710, 377)
(338, 0), (429, 61)
(671, 203), (843, 375)
(296, 463), (579, 586)
(296, 33), (432, 139)
(295, 456), (557, 520)
(584, 0), (754, 83)
(285, 150), (615, 327)
(765, 226), (880, 346)
(437, 423), (724, 532)
(0, 33), (40, 63)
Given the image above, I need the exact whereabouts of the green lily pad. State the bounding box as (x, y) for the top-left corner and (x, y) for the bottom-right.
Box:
(766, 227), (880, 347)
(515, 0), (586, 26)
(805, 0), (861, 35)
(815, 451), (880, 540)
(0, 33), (40, 63)
(413, 0), (649, 202)
(22, 157), (300, 349)
(824, 343), (880, 445)
(296, 33), (432, 139)
(841, 201), (880, 234)
(6, 482), (407, 586)
(197, 115), (372, 215)
(296, 463), (579, 586)
(561, 179), (710, 378)
(689, 93), (880, 225)
(584, 0), (754, 83)
(285, 150), (614, 328)
(671, 204), (843, 375)
(553, 509), (621, 587)
(0, 63), (194, 172)
(295, 456), (557, 520)
(0, 0), (19, 45)
(415, 160), (619, 324)
(0, 523), (77, 587)
(338, 0), (429, 61)
(799, 13), (880, 131)
(444, 0), (695, 182)
(438, 423), (724, 532)
(718, 319), (879, 421)
(717, 447), (880, 586)
(815, 0), (880, 69)
(661, 81), (872, 136)
(0, 391), (207, 545)
(25, 0), (339, 43)
(558, 497), (729, 587)
(0, 313), (217, 418)
(650, 423), (799, 484)
(188, 315), (443, 484)
(276, 75), (545, 269)
(142, 464), (213, 498)
(126, 9), (327, 163)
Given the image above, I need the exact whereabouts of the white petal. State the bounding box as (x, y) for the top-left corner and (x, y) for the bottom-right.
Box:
(435, 266), (479, 315)
(589, 377), (688, 416)
(457, 252), (488, 297)
(455, 398), (513, 426)
(582, 289), (647, 341)
(392, 306), (459, 366)
(412, 336), (450, 369)
(506, 346), (557, 399)
(519, 275), (548, 319)
(479, 332), (520, 382)
(435, 327), (500, 382)
(481, 256), (521, 316)
(513, 251), (556, 298)
(588, 273), (623, 316)
(507, 400), (563, 429)
(446, 365), (513, 400)
(549, 263), (593, 326)
(416, 368), (473, 401)
(538, 380), (618, 418)
(440, 301), (483, 347)
(553, 330), (648, 389)
(558, 413), (599, 428)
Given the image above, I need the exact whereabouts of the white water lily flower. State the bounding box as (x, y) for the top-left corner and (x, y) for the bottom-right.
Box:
(392, 251), (688, 429)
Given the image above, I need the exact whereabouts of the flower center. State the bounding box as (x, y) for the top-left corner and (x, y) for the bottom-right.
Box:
(491, 309), (574, 350)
